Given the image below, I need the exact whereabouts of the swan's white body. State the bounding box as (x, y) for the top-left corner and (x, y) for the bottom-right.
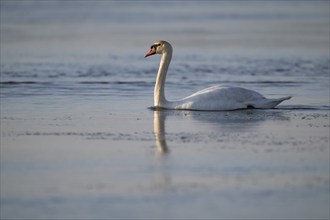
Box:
(145, 40), (291, 111)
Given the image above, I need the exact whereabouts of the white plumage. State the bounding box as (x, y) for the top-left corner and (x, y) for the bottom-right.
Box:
(145, 40), (291, 111)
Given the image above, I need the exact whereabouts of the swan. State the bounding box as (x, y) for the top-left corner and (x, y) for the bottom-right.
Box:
(145, 40), (291, 111)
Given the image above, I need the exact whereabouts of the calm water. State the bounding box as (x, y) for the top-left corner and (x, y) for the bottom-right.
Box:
(1, 1), (329, 219)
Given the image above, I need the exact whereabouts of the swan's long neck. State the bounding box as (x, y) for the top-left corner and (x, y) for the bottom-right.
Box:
(154, 49), (172, 107)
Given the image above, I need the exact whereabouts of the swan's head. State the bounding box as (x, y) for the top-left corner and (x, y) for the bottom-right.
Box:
(145, 40), (172, 58)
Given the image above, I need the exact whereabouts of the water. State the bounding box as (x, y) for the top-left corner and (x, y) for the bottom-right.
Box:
(1, 1), (329, 219)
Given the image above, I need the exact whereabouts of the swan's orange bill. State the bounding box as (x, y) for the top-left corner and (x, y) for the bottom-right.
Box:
(145, 49), (156, 58)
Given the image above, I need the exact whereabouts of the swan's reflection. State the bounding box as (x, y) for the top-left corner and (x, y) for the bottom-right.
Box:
(152, 110), (171, 189)
(154, 110), (169, 154)
(151, 108), (290, 191)
(153, 109), (289, 154)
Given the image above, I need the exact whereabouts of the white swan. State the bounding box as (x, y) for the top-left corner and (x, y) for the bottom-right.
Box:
(145, 40), (291, 111)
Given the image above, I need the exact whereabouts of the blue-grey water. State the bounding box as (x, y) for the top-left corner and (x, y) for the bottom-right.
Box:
(1, 1), (329, 219)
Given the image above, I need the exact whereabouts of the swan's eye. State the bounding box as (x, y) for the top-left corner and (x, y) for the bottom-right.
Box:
(151, 44), (161, 50)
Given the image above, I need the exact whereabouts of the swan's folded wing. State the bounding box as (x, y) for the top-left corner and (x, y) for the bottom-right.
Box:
(176, 86), (265, 110)
(173, 85), (290, 110)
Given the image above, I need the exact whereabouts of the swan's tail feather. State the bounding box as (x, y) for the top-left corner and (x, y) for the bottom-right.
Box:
(249, 96), (292, 109)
